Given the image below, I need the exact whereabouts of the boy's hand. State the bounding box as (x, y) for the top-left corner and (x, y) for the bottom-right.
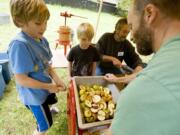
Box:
(48, 65), (66, 91)
(51, 76), (66, 91)
(48, 83), (65, 93)
(57, 83), (66, 91)
(104, 73), (118, 83)
(55, 80), (66, 91)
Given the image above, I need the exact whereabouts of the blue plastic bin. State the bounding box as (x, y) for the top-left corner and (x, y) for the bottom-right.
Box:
(0, 65), (6, 98)
(0, 53), (13, 84)
(0, 52), (8, 59)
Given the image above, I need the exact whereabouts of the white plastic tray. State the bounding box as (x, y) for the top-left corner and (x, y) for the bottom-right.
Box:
(72, 76), (121, 130)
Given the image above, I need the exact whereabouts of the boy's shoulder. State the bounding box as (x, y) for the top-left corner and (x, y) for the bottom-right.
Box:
(11, 31), (48, 45)
(10, 32), (30, 46)
(90, 43), (96, 47)
(9, 37), (27, 50)
(68, 45), (80, 55)
(9, 32), (30, 50)
(70, 44), (80, 50)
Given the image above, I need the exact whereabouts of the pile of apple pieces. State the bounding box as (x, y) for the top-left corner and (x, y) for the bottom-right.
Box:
(78, 84), (116, 123)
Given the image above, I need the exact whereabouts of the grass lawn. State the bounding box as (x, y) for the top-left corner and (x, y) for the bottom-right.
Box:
(0, 0), (121, 134)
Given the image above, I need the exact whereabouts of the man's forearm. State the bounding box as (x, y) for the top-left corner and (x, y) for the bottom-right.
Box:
(102, 55), (115, 62)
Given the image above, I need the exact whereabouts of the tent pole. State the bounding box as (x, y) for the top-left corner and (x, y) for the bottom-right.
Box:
(93, 0), (103, 43)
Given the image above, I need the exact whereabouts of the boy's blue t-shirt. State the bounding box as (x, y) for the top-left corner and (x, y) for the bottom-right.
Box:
(8, 31), (53, 105)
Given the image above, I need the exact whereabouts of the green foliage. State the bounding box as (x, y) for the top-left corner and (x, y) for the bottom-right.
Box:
(117, 0), (132, 17)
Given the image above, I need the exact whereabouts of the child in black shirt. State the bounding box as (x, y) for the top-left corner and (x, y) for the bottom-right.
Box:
(67, 23), (100, 77)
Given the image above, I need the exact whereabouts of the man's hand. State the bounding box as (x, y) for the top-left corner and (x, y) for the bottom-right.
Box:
(112, 57), (122, 68)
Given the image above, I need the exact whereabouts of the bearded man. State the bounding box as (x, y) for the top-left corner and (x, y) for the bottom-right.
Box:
(96, 18), (144, 78)
(104, 0), (180, 134)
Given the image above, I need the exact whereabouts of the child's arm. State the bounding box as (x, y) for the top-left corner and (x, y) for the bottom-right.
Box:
(68, 62), (72, 79)
(48, 65), (66, 91)
(15, 74), (61, 93)
(92, 62), (97, 76)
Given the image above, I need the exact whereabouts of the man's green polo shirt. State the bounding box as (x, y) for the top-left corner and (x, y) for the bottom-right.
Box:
(111, 35), (180, 135)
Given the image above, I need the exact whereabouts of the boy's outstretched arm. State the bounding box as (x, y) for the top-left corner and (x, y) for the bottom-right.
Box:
(104, 73), (136, 84)
(48, 65), (66, 91)
(68, 62), (72, 80)
(15, 74), (61, 93)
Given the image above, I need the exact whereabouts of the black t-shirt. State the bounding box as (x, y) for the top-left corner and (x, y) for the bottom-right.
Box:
(96, 33), (143, 69)
(67, 45), (100, 76)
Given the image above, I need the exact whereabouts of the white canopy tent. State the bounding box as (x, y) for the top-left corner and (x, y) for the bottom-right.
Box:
(93, 0), (118, 42)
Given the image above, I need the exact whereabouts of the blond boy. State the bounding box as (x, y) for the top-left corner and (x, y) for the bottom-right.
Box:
(9, 0), (66, 135)
(67, 23), (100, 77)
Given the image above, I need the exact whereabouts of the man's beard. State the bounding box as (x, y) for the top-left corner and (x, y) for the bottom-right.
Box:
(133, 17), (154, 56)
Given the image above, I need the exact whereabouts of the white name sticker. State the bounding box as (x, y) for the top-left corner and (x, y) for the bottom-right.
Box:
(118, 52), (124, 56)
